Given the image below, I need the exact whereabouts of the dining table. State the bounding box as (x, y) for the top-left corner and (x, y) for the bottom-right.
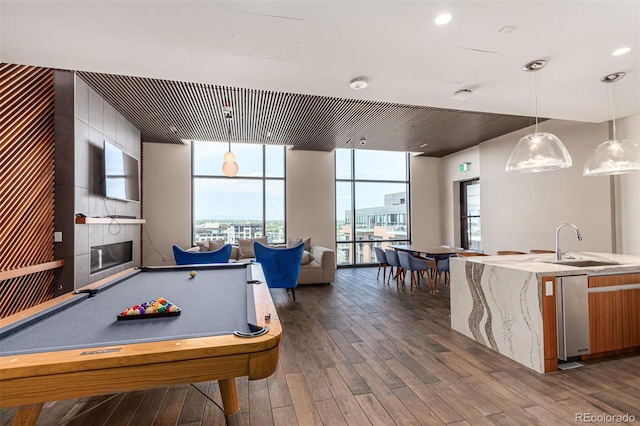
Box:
(390, 244), (463, 287)
(389, 244), (463, 258)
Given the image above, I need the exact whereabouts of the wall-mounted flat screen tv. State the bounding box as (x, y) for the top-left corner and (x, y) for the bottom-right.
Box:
(103, 141), (140, 202)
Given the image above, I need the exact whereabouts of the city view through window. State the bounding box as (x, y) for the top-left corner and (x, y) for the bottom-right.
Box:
(192, 141), (285, 244)
(336, 149), (410, 265)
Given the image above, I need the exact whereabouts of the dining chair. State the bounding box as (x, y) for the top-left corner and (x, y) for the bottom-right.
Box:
(530, 249), (555, 254)
(173, 244), (232, 265)
(384, 249), (401, 286)
(436, 254), (457, 288)
(397, 251), (435, 293)
(497, 250), (526, 255)
(254, 242), (304, 302)
(374, 247), (390, 282)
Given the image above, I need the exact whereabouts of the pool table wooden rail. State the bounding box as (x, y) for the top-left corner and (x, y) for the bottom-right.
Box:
(0, 267), (281, 423)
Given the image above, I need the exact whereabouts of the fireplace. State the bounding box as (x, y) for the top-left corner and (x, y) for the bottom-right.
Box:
(91, 241), (133, 274)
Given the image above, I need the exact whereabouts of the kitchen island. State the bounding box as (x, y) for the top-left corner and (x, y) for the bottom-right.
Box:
(450, 252), (640, 373)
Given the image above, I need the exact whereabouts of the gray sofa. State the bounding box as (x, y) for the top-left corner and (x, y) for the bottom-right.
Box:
(192, 239), (336, 285)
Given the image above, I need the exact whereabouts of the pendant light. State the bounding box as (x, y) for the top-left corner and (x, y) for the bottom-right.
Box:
(221, 104), (239, 177)
(506, 59), (572, 173)
(584, 72), (640, 176)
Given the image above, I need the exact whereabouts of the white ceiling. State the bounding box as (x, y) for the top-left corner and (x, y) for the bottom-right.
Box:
(1, 0), (639, 124)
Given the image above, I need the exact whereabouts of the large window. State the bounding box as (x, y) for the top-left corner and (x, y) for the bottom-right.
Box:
(335, 149), (410, 266)
(192, 141), (285, 244)
(460, 179), (481, 250)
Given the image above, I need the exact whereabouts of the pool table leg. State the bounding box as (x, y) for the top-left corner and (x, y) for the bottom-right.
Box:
(12, 403), (43, 426)
(219, 378), (241, 426)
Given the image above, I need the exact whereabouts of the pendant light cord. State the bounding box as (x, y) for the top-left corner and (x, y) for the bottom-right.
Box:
(611, 81), (618, 140)
(534, 70), (540, 134)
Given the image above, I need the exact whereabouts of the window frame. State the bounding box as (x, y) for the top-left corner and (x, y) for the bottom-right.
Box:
(460, 178), (481, 250)
(335, 149), (411, 267)
(191, 141), (286, 246)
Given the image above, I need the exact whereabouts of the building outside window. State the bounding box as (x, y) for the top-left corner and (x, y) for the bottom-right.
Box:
(335, 149), (410, 266)
(192, 141), (285, 244)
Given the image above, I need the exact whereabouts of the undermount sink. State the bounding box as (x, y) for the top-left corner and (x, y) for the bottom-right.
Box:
(545, 260), (619, 267)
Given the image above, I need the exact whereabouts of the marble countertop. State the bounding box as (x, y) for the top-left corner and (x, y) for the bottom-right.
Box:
(451, 252), (640, 277)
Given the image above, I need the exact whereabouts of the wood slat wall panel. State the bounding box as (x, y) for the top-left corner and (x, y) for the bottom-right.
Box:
(0, 272), (56, 317)
(0, 63), (56, 318)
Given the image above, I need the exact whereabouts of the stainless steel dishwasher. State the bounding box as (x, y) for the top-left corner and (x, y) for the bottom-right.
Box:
(556, 275), (590, 360)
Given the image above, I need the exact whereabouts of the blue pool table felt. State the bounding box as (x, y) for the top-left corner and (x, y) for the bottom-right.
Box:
(1, 265), (258, 356)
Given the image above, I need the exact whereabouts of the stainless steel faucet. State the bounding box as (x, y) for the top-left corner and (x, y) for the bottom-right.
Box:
(555, 223), (582, 261)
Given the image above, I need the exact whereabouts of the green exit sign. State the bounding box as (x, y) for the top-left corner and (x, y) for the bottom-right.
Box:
(459, 162), (470, 172)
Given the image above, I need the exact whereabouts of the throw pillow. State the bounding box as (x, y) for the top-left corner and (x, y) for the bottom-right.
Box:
(301, 237), (311, 252)
(196, 239), (225, 252)
(238, 237), (268, 258)
(208, 239), (225, 251)
(287, 237), (302, 248)
(287, 236), (311, 252)
(300, 250), (315, 265)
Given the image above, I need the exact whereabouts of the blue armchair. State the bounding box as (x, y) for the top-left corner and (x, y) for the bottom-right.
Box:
(172, 244), (232, 265)
(254, 241), (304, 302)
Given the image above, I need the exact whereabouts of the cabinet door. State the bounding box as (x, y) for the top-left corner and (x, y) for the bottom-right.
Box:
(589, 291), (623, 353)
(622, 289), (640, 348)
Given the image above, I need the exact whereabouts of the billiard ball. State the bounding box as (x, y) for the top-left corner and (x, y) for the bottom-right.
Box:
(189, 270), (196, 278)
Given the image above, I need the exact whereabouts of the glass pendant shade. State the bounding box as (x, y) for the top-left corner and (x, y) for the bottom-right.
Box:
(224, 151), (236, 163)
(505, 132), (572, 173)
(506, 60), (572, 173)
(222, 160), (239, 177)
(584, 139), (640, 176)
(583, 72), (640, 176)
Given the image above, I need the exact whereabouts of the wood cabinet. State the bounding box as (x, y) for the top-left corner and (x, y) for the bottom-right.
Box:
(588, 273), (640, 354)
(541, 276), (558, 372)
(622, 288), (640, 348)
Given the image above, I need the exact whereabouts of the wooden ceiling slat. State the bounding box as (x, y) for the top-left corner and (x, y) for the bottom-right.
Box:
(76, 71), (534, 157)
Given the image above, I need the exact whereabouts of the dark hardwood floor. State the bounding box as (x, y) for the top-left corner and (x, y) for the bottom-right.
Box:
(2, 267), (639, 425)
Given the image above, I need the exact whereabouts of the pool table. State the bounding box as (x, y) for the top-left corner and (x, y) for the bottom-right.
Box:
(0, 263), (281, 426)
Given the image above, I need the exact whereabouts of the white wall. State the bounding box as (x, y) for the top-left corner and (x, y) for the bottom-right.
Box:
(480, 120), (612, 255)
(614, 113), (640, 254)
(142, 142), (192, 265)
(142, 146), (337, 266)
(286, 150), (336, 250)
(410, 156), (442, 246)
(439, 146), (480, 247)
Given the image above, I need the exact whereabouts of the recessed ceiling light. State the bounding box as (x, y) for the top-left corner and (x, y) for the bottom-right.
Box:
(601, 72), (626, 83)
(612, 47), (631, 56)
(169, 126), (178, 134)
(435, 13), (452, 25)
(419, 143), (429, 148)
(349, 77), (368, 90)
(360, 137), (367, 145)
